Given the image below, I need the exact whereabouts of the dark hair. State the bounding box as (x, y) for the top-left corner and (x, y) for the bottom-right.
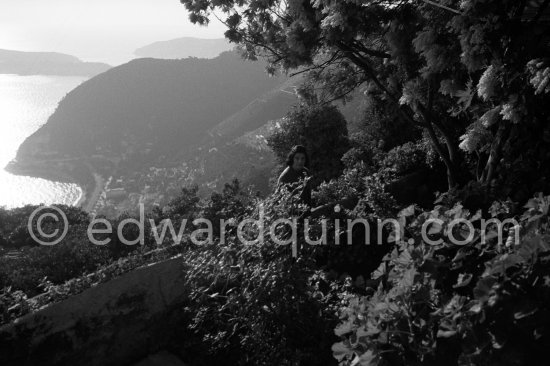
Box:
(286, 145), (310, 167)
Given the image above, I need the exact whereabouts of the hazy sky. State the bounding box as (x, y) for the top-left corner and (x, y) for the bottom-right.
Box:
(0, 0), (227, 65)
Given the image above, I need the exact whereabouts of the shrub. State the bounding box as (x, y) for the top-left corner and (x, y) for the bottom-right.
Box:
(380, 141), (430, 176)
(180, 189), (341, 365)
(0, 228), (112, 296)
(332, 193), (550, 366)
(267, 104), (350, 185)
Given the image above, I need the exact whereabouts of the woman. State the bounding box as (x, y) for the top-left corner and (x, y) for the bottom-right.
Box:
(276, 145), (312, 208)
(275, 145), (313, 257)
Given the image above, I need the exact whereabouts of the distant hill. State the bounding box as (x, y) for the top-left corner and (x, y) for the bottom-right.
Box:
(16, 51), (295, 170)
(189, 118), (287, 194)
(206, 78), (298, 141)
(177, 78), (298, 193)
(12, 51), (301, 198)
(134, 37), (233, 59)
(0, 49), (111, 76)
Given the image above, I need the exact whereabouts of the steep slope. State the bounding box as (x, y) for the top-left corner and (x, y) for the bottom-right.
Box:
(191, 119), (288, 194)
(0, 49), (110, 76)
(206, 78), (298, 141)
(16, 51), (288, 164)
(177, 77), (298, 193)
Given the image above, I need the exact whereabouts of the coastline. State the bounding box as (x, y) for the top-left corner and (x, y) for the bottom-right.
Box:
(74, 186), (86, 207)
(4, 160), (98, 211)
(83, 172), (105, 213)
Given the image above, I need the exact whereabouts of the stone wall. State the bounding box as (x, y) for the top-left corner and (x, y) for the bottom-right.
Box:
(0, 257), (189, 366)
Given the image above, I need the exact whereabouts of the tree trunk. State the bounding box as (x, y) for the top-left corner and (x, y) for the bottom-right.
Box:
(338, 44), (461, 190)
(425, 120), (458, 189)
(480, 122), (510, 184)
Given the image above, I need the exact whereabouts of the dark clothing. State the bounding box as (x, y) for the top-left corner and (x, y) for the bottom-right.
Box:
(277, 166), (312, 206)
(276, 166), (312, 258)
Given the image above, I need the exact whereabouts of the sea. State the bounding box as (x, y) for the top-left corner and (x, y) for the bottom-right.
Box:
(0, 74), (87, 209)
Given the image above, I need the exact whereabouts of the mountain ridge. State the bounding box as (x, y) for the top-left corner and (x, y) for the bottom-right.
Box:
(0, 49), (111, 76)
(134, 37), (233, 60)
(11, 51), (297, 206)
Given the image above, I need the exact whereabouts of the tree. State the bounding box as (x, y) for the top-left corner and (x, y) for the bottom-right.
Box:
(267, 103), (350, 185)
(180, 0), (550, 197)
(166, 185), (201, 218)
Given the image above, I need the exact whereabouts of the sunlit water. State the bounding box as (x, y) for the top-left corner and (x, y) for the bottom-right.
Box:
(0, 74), (87, 209)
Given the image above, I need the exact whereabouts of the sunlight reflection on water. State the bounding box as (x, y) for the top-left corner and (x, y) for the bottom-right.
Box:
(0, 74), (86, 209)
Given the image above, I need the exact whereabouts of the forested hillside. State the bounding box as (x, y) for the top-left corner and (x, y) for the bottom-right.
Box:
(3, 1), (550, 366)
(17, 51), (287, 160)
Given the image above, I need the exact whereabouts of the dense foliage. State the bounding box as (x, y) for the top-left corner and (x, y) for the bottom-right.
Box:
(3, 3), (550, 366)
(181, 0), (550, 198)
(268, 104), (350, 185)
(174, 1), (550, 364)
(178, 188), (338, 365)
(333, 194), (550, 366)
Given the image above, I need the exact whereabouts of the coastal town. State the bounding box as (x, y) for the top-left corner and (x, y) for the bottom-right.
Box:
(8, 113), (279, 218)
(7, 137), (194, 217)
(88, 164), (194, 217)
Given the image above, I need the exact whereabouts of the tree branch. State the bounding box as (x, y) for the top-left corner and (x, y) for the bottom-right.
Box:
(319, 77), (366, 106)
(212, 12), (286, 62)
(351, 40), (391, 59)
(481, 122), (511, 184)
(289, 51), (342, 77)
(422, 81), (458, 188)
(336, 41), (425, 127)
(422, 0), (463, 15)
